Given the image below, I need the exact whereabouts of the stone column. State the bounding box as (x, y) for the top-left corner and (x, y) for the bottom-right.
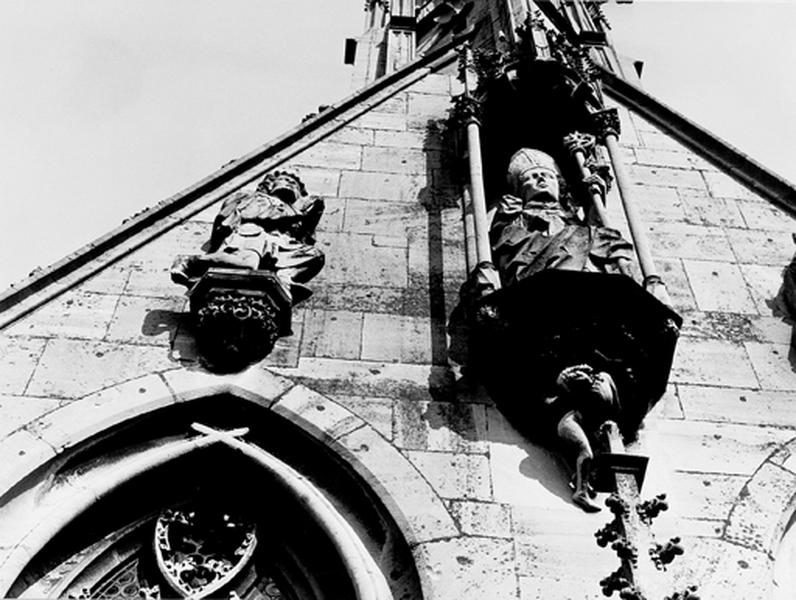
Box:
(595, 108), (672, 305)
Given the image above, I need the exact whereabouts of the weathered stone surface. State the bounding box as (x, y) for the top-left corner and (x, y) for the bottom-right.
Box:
(667, 471), (746, 521)
(301, 309), (363, 359)
(678, 310), (757, 342)
(374, 129), (441, 150)
(261, 311), (304, 369)
(636, 419), (792, 476)
(515, 534), (615, 591)
(273, 357), (454, 403)
(485, 408), (574, 509)
(413, 537), (517, 600)
(744, 342), (796, 391)
(80, 264), (131, 295)
(680, 385), (796, 426)
(449, 500), (511, 538)
(406, 74), (452, 96)
(407, 93), (451, 119)
(324, 126), (375, 146)
(0, 336), (46, 395)
(343, 199), (427, 236)
(314, 197), (345, 233)
(727, 228), (794, 266)
(634, 147), (701, 170)
(725, 462), (796, 553)
(128, 221), (210, 266)
(25, 374), (173, 451)
(405, 450), (491, 500)
(329, 394), (393, 439)
(682, 259), (758, 314)
(672, 537), (772, 600)
(408, 236), (467, 288)
(160, 365), (293, 405)
(5, 291), (118, 340)
(638, 129), (691, 152)
(701, 169), (756, 200)
(739, 263), (786, 315)
(737, 199), (796, 231)
(647, 223), (734, 261)
(679, 189), (746, 228)
(631, 185), (687, 222)
(105, 295), (186, 346)
(0, 395), (61, 439)
(338, 170), (428, 202)
(749, 314), (792, 344)
(289, 141), (363, 170)
(656, 257), (698, 311)
(361, 146), (430, 175)
(670, 337), (758, 388)
(0, 429), (56, 499)
(676, 311), (790, 345)
(317, 232), (407, 287)
(350, 111), (406, 131)
(628, 164), (707, 190)
(272, 385), (363, 442)
(124, 263), (179, 299)
(361, 313), (437, 363)
(394, 400), (488, 453)
(289, 166), (341, 196)
(309, 282), (406, 314)
(371, 94), (408, 114)
(646, 384), (684, 420)
(336, 426), (458, 543)
(519, 574), (607, 600)
(24, 339), (167, 399)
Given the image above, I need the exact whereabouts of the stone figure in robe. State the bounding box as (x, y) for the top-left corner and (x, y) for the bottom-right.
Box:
(462, 148), (638, 511)
(489, 147), (633, 285)
(171, 170), (325, 303)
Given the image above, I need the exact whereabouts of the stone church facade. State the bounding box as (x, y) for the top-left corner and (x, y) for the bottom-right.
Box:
(1, 2), (795, 599)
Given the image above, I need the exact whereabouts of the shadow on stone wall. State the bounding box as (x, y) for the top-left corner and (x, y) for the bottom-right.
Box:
(770, 244), (796, 372)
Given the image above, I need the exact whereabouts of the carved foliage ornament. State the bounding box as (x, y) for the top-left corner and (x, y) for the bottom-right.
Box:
(195, 290), (281, 371)
(450, 93), (482, 126)
(154, 506), (258, 599)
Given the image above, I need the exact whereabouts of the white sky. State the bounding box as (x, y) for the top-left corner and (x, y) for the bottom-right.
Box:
(0, 1), (794, 291)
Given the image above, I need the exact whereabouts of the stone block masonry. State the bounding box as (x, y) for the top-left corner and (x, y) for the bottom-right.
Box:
(3, 67), (796, 600)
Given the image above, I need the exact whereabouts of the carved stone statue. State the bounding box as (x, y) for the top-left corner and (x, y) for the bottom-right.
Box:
(171, 170), (325, 303)
(171, 170), (324, 370)
(546, 364), (620, 512)
(489, 147), (633, 286)
(457, 148), (680, 512)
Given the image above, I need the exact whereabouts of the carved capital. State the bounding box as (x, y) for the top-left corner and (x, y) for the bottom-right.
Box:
(563, 131), (596, 156)
(450, 93), (482, 126)
(592, 108), (622, 140)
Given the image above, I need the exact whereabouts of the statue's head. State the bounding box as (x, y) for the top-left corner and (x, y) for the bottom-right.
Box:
(257, 171), (306, 204)
(507, 148), (562, 204)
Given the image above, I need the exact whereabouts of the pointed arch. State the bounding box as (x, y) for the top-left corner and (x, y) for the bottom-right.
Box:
(0, 366), (458, 599)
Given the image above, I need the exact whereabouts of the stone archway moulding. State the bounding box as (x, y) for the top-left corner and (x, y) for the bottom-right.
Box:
(0, 365), (458, 598)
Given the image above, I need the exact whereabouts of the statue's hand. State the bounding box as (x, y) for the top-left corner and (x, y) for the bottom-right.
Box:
(582, 173), (608, 199)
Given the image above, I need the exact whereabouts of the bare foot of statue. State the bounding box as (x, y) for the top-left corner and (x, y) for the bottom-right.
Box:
(572, 490), (602, 512)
